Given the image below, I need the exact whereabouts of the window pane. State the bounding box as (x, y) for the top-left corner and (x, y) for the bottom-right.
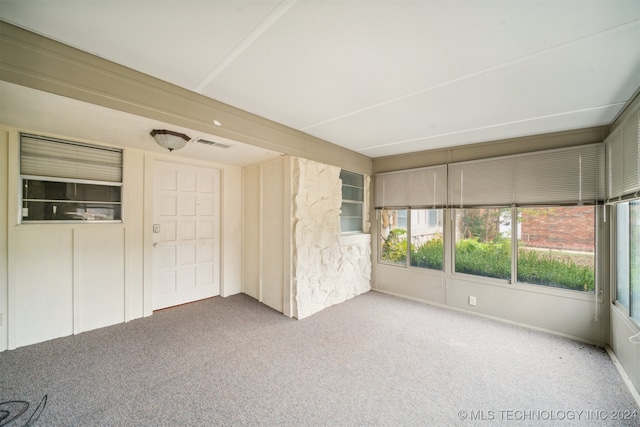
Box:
(410, 209), (443, 270)
(380, 209), (407, 266)
(396, 210), (407, 228)
(341, 217), (363, 233)
(23, 201), (121, 221)
(617, 203), (630, 310)
(631, 200), (640, 323)
(22, 180), (122, 221)
(428, 210), (438, 226)
(455, 208), (511, 280)
(340, 169), (364, 234)
(517, 206), (594, 292)
(342, 186), (363, 201)
(341, 201), (362, 217)
(340, 170), (364, 187)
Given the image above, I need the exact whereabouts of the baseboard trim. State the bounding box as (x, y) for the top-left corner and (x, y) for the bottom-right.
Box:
(605, 345), (640, 409)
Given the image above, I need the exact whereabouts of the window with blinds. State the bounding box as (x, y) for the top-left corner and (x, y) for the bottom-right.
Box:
(448, 143), (605, 208)
(374, 165), (447, 209)
(373, 144), (603, 293)
(607, 97), (640, 323)
(20, 133), (123, 222)
(607, 103), (640, 201)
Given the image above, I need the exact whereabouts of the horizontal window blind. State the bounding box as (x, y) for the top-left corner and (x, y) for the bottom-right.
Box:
(448, 156), (515, 207)
(607, 102), (639, 200)
(374, 165), (447, 208)
(449, 143), (604, 207)
(21, 134), (123, 183)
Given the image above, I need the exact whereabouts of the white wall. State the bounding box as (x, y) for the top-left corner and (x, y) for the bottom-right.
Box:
(0, 130), (8, 351)
(123, 150), (145, 320)
(242, 157), (291, 315)
(242, 164), (261, 301)
(222, 166), (242, 297)
(260, 159), (286, 313)
(1, 126), (243, 351)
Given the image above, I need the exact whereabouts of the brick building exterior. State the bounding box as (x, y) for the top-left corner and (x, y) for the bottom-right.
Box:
(519, 206), (594, 252)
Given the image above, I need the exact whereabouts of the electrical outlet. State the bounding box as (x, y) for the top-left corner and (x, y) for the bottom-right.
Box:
(469, 296), (477, 306)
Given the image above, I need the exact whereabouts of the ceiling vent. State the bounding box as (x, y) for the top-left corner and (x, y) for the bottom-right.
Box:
(195, 138), (232, 149)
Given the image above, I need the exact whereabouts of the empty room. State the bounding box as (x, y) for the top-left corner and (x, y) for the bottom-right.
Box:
(1, 1), (639, 425)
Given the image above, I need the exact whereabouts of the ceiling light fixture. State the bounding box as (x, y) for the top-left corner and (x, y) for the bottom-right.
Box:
(150, 129), (190, 152)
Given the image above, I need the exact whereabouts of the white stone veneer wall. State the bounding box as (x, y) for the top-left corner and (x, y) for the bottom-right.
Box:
(291, 157), (371, 319)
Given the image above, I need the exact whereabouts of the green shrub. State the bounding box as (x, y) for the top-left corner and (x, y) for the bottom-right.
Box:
(454, 238), (594, 292)
(384, 233), (595, 293)
(411, 233), (444, 270)
(517, 249), (594, 292)
(455, 237), (511, 280)
(381, 228), (407, 264)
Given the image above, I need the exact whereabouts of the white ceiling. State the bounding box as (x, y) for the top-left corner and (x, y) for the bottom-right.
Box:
(1, 0), (639, 160)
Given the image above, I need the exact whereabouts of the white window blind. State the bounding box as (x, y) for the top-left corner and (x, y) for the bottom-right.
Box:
(448, 143), (605, 207)
(448, 156), (515, 207)
(607, 103), (639, 201)
(21, 134), (123, 183)
(374, 165), (447, 208)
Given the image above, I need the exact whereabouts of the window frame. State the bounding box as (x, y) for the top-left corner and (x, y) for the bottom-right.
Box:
(452, 207), (513, 282)
(450, 205), (597, 294)
(612, 199), (640, 326)
(378, 208), (444, 272)
(378, 208), (409, 267)
(19, 133), (123, 224)
(340, 169), (364, 234)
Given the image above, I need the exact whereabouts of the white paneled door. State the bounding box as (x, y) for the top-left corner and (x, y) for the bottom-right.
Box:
(153, 161), (220, 310)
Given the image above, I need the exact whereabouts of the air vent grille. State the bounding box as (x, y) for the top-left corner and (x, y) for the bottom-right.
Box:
(196, 138), (232, 149)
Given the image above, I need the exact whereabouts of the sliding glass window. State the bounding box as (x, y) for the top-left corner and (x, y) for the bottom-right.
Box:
(452, 206), (595, 292)
(379, 208), (444, 270)
(517, 206), (595, 293)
